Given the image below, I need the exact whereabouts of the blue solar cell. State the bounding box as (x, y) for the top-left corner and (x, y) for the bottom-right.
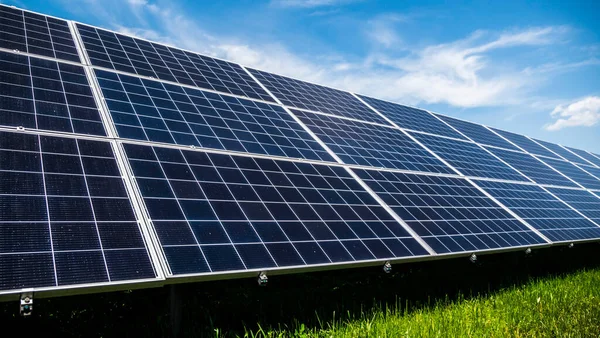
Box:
(435, 114), (520, 150)
(545, 187), (600, 225)
(76, 24), (274, 103)
(0, 51), (106, 136)
(531, 139), (591, 165)
(409, 133), (527, 181)
(355, 170), (546, 254)
(538, 158), (600, 190)
(564, 147), (600, 167)
(357, 95), (466, 140)
(476, 180), (600, 242)
(490, 128), (561, 159)
(575, 165), (600, 187)
(95, 70), (334, 162)
(293, 109), (455, 174)
(484, 147), (578, 187)
(0, 131), (157, 291)
(124, 143), (429, 276)
(0, 5), (80, 63)
(247, 68), (389, 124)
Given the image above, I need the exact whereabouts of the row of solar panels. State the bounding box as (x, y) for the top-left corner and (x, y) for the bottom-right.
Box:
(0, 4), (599, 298)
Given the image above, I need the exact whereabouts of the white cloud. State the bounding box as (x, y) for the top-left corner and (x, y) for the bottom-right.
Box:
(64, 0), (595, 111)
(545, 97), (600, 131)
(366, 14), (408, 48)
(127, 0), (147, 5)
(271, 0), (363, 8)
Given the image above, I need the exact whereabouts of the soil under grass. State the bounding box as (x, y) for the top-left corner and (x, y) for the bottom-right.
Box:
(1, 243), (599, 337)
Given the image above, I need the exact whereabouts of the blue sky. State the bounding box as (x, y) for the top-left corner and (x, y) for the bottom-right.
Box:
(5, 0), (600, 152)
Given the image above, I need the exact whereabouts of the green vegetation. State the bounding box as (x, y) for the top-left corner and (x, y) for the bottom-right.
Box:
(243, 268), (600, 337)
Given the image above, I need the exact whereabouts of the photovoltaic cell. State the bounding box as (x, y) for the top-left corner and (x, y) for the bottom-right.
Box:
(124, 144), (429, 275)
(531, 138), (591, 165)
(575, 165), (600, 187)
(0, 131), (156, 291)
(355, 170), (546, 254)
(95, 70), (333, 162)
(409, 133), (527, 182)
(475, 180), (600, 242)
(0, 5), (80, 63)
(564, 147), (600, 168)
(75, 24), (274, 103)
(545, 187), (600, 225)
(490, 128), (561, 159)
(293, 109), (455, 174)
(484, 147), (578, 187)
(247, 68), (389, 125)
(538, 158), (600, 190)
(357, 95), (466, 140)
(435, 114), (520, 151)
(0, 51), (106, 136)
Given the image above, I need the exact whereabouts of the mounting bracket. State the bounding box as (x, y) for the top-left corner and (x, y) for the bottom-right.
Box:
(19, 292), (33, 317)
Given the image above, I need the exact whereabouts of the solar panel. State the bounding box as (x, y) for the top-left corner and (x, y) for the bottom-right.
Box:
(435, 114), (520, 151)
(0, 5), (80, 63)
(0, 131), (158, 292)
(124, 143), (429, 275)
(484, 147), (578, 187)
(95, 70), (333, 161)
(545, 187), (600, 225)
(75, 24), (274, 103)
(537, 158), (600, 190)
(531, 138), (591, 165)
(409, 133), (527, 182)
(0, 51), (106, 136)
(575, 164), (600, 185)
(475, 180), (600, 242)
(357, 95), (466, 140)
(490, 128), (561, 159)
(564, 147), (600, 167)
(247, 68), (390, 125)
(355, 170), (547, 254)
(292, 109), (455, 174)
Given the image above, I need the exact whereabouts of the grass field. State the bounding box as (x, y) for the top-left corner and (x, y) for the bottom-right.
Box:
(245, 268), (600, 337)
(1, 244), (599, 337)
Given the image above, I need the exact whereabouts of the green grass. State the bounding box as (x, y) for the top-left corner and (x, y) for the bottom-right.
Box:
(242, 268), (600, 338)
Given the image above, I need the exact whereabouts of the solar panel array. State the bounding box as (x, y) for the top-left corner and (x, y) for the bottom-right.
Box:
(1, 4), (600, 297)
(0, 6), (80, 63)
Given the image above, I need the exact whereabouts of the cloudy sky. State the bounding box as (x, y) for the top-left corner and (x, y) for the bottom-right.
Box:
(5, 0), (600, 152)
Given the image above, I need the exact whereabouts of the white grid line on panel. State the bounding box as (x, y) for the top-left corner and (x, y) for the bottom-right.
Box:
(357, 101), (551, 245)
(112, 142), (165, 279)
(241, 64), (437, 256)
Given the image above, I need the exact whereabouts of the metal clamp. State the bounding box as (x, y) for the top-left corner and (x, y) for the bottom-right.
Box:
(20, 292), (33, 317)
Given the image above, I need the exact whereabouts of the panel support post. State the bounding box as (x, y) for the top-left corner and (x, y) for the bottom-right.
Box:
(169, 285), (183, 337)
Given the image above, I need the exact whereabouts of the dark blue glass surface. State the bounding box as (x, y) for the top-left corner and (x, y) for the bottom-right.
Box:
(294, 109), (455, 174)
(76, 23), (274, 102)
(0, 51), (105, 136)
(0, 131), (156, 291)
(485, 147), (579, 187)
(355, 170), (546, 254)
(476, 180), (600, 242)
(124, 143), (429, 275)
(0, 6), (80, 62)
(435, 114), (520, 151)
(248, 68), (389, 124)
(410, 133), (527, 181)
(96, 70), (333, 162)
(359, 95), (466, 140)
